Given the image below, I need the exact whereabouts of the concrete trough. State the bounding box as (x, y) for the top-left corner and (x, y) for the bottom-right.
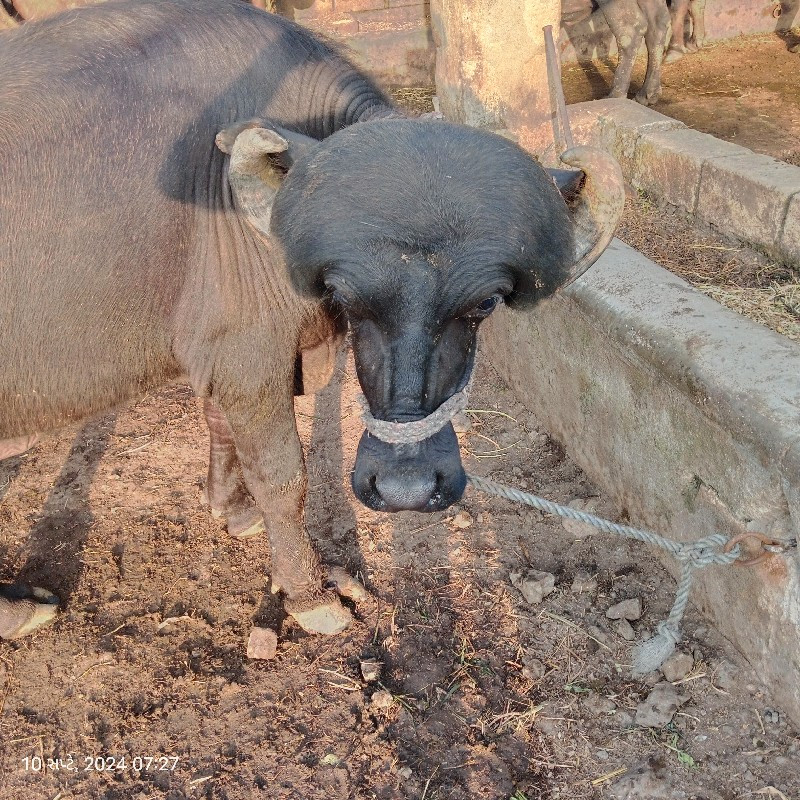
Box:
(484, 104), (800, 723)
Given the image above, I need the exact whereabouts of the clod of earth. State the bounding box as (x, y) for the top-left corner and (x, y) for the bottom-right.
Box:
(614, 618), (637, 641)
(661, 650), (695, 683)
(606, 597), (643, 621)
(509, 569), (556, 605)
(635, 681), (690, 728)
(246, 627), (278, 660)
(451, 510), (474, 529)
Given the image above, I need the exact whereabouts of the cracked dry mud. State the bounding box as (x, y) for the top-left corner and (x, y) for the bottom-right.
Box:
(0, 350), (797, 800)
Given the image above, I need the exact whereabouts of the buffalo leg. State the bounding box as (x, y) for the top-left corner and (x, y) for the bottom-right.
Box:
(635, 0), (669, 104)
(688, 0), (706, 50)
(215, 386), (352, 635)
(602, 0), (647, 99)
(0, 432), (39, 461)
(0, 584), (58, 640)
(202, 399), (265, 538)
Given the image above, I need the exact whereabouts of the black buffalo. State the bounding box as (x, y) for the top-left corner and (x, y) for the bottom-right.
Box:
(0, 0), (624, 639)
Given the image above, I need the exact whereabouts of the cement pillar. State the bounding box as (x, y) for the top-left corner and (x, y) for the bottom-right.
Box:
(430, 0), (562, 152)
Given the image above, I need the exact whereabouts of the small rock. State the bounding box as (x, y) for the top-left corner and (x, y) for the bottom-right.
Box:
(661, 651), (694, 683)
(562, 498), (601, 538)
(360, 659), (382, 683)
(615, 711), (634, 728)
(763, 708), (780, 725)
(451, 510), (474, 529)
(635, 681), (690, 728)
(587, 625), (612, 648)
(570, 571), (598, 593)
(606, 598), (642, 621)
(521, 652), (545, 681)
(370, 689), (394, 710)
(713, 658), (740, 691)
(613, 618), (636, 641)
(397, 766), (413, 780)
(509, 569), (555, 605)
(246, 627), (278, 660)
(595, 750), (609, 761)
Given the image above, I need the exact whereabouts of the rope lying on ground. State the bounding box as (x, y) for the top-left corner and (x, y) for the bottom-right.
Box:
(466, 474), (743, 675)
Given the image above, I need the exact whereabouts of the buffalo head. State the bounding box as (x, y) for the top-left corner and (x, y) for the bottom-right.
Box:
(217, 119), (624, 513)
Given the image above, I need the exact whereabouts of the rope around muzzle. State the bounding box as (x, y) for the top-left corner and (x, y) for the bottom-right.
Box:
(355, 375), (753, 675)
(357, 372), (475, 446)
(467, 474), (743, 675)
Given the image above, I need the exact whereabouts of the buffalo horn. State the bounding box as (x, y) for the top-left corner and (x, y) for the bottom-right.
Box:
(550, 145), (626, 287)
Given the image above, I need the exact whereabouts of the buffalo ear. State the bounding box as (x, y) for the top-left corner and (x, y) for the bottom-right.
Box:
(215, 122), (318, 241)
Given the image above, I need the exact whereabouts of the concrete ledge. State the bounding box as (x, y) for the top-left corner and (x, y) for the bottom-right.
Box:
(483, 240), (800, 724)
(564, 98), (800, 264)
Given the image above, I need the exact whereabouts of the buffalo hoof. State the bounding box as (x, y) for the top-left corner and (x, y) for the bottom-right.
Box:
(201, 489), (264, 539)
(634, 89), (660, 106)
(285, 590), (352, 635)
(664, 47), (687, 63)
(0, 584), (59, 639)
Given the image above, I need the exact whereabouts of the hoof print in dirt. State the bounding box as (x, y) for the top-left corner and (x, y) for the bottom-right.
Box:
(0, 584), (59, 640)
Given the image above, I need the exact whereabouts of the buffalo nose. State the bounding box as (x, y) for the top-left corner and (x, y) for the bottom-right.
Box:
(375, 474), (437, 512)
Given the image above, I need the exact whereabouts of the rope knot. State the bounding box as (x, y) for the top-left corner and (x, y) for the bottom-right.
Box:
(676, 534), (739, 570)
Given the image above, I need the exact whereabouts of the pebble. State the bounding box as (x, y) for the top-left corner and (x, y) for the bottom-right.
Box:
(595, 750), (609, 761)
(763, 708), (780, 725)
(360, 659), (382, 683)
(509, 569), (555, 605)
(370, 689), (394, 710)
(246, 627), (278, 660)
(606, 598), (642, 621)
(583, 694), (617, 717)
(661, 651), (694, 682)
(397, 766), (413, 780)
(613, 618), (636, 641)
(562, 498), (602, 538)
(451, 510), (474, 529)
(607, 763), (688, 799)
(712, 658), (739, 691)
(635, 681), (690, 728)
(570, 571), (598, 593)
(521, 653), (545, 681)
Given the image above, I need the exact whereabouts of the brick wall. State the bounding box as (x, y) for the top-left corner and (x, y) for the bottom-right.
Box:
(275, 0), (434, 88)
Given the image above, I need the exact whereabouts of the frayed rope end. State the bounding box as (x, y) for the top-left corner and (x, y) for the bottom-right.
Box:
(631, 622), (680, 676)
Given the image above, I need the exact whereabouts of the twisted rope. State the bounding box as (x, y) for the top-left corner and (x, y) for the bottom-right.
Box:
(357, 372), (474, 446)
(467, 474), (742, 675)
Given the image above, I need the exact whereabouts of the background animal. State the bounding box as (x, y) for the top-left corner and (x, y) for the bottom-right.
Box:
(0, 0), (623, 640)
(562, 0), (706, 104)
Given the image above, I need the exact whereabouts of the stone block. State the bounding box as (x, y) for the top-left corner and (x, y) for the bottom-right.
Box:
(697, 154), (800, 253)
(779, 191), (800, 266)
(631, 128), (748, 213)
(335, 0), (386, 11)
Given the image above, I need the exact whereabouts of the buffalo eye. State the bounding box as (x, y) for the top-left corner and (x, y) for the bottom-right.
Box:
(466, 293), (504, 319)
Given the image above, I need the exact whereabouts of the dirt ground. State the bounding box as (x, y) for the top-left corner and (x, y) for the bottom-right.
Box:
(1, 351), (798, 800)
(1, 29), (800, 800)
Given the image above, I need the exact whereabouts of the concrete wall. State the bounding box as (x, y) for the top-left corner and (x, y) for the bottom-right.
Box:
(483, 241), (800, 724)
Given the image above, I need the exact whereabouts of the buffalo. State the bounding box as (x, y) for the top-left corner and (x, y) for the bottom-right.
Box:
(0, 0), (624, 640)
(563, 0), (705, 105)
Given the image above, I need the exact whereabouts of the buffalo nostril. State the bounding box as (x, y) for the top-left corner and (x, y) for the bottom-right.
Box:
(375, 474), (436, 512)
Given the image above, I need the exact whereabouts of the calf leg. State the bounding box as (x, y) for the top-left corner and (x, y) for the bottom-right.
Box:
(213, 377), (352, 635)
(636, 0), (670, 104)
(601, 0), (647, 99)
(0, 584), (58, 639)
(202, 399), (264, 538)
(665, 0), (690, 61)
(687, 0), (706, 50)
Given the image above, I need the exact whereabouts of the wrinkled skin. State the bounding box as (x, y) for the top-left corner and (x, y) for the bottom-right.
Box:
(563, 0), (705, 105)
(0, 0), (623, 639)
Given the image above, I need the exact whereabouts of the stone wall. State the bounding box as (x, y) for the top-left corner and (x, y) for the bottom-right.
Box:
(280, 0), (435, 88)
